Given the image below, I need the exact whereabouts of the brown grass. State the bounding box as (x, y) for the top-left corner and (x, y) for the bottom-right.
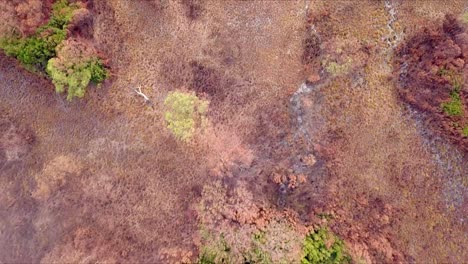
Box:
(0, 0), (466, 263)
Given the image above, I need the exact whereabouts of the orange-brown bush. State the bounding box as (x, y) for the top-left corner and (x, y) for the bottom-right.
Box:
(15, 0), (51, 35)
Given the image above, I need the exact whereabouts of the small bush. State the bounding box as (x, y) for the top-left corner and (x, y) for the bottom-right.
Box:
(164, 91), (209, 141)
(462, 12), (468, 23)
(322, 58), (352, 76)
(463, 126), (468, 137)
(301, 228), (350, 264)
(441, 91), (463, 116)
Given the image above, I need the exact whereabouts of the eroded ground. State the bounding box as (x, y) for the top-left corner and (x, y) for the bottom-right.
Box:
(0, 0), (467, 263)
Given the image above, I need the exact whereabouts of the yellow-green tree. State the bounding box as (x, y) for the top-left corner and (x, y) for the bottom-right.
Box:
(46, 39), (107, 101)
(164, 91), (209, 141)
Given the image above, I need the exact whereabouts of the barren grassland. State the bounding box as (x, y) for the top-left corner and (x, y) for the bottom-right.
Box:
(0, 0), (467, 263)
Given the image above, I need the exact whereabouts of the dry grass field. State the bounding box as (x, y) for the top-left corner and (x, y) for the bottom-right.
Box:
(0, 0), (467, 263)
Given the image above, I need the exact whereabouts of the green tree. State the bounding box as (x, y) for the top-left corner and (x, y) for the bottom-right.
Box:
(46, 39), (107, 101)
(164, 91), (209, 141)
(302, 228), (351, 264)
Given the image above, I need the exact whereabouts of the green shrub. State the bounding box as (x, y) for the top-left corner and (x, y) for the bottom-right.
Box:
(441, 91), (463, 116)
(89, 60), (108, 83)
(164, 91), (209, 141)
(197, 234), (231, 264)
(322, 57), (352, 77)
(0, 34), (63, 70)
(198, 250), (217, 264)
(47, 57), (107, 101)
(244, 247), (272, 264)
(463, 126), (468, 137)
(301, 228), (351, 264)
(47, 0), (79, 29)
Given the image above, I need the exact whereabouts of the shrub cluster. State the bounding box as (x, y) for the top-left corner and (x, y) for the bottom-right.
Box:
(0, 0), (107, 100)
(301, 228), (350, 264)
(441, 91), (463, 116)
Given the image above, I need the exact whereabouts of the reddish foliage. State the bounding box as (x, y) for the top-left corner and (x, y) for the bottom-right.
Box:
(395, 14), (467, 151)
(68, 7), (94, 38)
(10, 0), (54, 36)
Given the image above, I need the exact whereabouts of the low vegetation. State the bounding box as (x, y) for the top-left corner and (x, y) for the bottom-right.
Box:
(197, 234), (231, 264)
(0, 0), (107, 100)
(439, 70), (464, 117)
(322, 57), (352, 77)
(442, 91), (463, 116)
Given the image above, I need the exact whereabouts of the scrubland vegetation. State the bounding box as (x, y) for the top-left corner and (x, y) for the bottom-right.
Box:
(0, 0), (107, 100)
(0, 0), (467, 263)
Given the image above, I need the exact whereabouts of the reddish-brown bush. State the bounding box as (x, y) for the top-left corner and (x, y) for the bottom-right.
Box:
(395, 14), (467, 150)
(1, 0), (54, 36)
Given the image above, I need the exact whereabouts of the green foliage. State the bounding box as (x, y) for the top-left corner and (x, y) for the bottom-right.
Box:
(89, 60), (108, 83)
(441, 91), (463, 116)
(301, 228), (351, 264)
(244, 247), (272, 264)
(462, 12), (468, 23)
(322, 57), (352, 77)
(47, 58), (107, 101)
(437, 67), (450, 77)
(198, 252), (217, 264)
(438, 67), (464, 117)
(164, 91), (209, 141)
(316, 213), (334, 220)
(0, 0), (77, 70)
(47, 0), (79, 29)
(463, 126), (468, 137)
(440, 68), (463, 91)
(197, 234), (231, 264)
